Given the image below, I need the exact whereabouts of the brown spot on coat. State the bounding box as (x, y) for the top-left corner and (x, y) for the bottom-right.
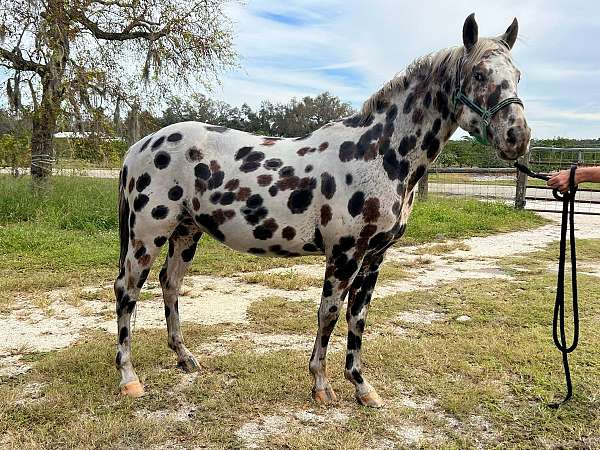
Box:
(261, 138), (279, 146)
(210, 160), (221, 173)
(187, 147), (203, 162)
(128, 177), (135, 193)
(257, 174), (273, 186)
(412, 108), (424, 124)
(364, 142), (379, 161)
(319, 142), (329, 152)
(276, 176), (300, 191)
(362, 198), (381, 223)
(139, 254), (151, 266)
(282, 226), (296, 240)
(225, 179), (240, 191)
(195, 179), (207, 194)
(213, 209), (227, 225)
(192, 197), (201, 210)
(236, 187), (251, 201)
(262, 218), (278, 232)
(321, 204), (332, 226)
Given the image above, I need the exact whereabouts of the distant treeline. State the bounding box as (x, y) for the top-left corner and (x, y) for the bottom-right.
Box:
(438, 137), (600, 168)
(0, 92), (598, 169)
(0, 92), (354, 167)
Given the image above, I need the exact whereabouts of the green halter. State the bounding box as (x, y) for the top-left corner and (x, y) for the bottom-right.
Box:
(452, 57), (524, 146)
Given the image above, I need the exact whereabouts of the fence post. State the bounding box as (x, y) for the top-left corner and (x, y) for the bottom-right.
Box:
(418, 171), (429, 200)
(514, 152), (530, 209)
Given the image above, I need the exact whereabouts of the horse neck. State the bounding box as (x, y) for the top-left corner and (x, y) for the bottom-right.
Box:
(384, 74), (459, 170)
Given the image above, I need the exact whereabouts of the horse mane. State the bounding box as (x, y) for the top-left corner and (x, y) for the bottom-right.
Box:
(357, 38), (506, 120)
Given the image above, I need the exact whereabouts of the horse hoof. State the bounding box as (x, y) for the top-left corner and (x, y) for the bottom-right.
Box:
(357, 390), (383, 408)
(312, 387), (338, 404)
(177, 355), (200, 373)
(121, 381), (145, 398)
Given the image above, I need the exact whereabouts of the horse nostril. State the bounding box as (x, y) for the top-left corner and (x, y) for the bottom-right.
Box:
(507, 127), (518, 146)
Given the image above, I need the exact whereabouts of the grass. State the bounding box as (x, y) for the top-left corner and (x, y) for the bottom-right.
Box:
(414, 241), (470, 255)
(240, 270), (323, 290)
(0, 175), (545, 309)
(402, 195), (547, 244)
(3, 246), (600, 448)
(377, 260), (414, 282)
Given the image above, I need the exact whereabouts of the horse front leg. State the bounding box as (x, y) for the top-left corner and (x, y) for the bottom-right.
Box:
(345, 253), (384, 408)
(310, 254), (362, 404)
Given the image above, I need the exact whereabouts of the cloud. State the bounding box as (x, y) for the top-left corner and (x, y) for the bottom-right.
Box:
(205, 0), (599, 138)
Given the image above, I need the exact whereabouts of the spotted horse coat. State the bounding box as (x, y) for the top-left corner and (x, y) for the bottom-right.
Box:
(114, 14), (531, 406)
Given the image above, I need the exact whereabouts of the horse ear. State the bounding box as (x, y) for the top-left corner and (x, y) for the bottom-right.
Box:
(501, 17), (519, 49)
(462, 13), (479, 51)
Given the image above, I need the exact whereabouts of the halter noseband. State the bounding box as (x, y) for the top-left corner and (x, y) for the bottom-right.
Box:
(452, 53), (523, 146)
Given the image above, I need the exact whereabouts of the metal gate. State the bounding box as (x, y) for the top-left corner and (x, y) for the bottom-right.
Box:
(519, 147), (600, 216)
(420, 146), (600, 216)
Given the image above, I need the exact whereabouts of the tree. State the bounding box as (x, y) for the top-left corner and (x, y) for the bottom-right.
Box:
(0, 0), (237, 183)
(266, 92), (354, 137)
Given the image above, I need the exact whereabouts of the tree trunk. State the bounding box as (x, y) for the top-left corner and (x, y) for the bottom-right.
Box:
(30, 87), (59, 181)
(30, 0), (69, 185)
(127, 103), (140, 146)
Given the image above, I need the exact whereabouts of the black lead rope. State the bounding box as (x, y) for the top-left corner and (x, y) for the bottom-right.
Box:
(514, 162), (579, 407)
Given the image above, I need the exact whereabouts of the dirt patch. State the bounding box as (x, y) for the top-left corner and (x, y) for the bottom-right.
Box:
(13, 382), (47, 406)
(391, 383), (498, 447)
(235, 407), (349, 449)
(134, 404), (197, 422)
(196, 332), (344, 357)
(3, 213), (600, 377)
(394, 310), (446, 325)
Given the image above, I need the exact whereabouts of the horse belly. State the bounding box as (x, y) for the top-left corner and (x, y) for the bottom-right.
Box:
(199, 200), (320, 257)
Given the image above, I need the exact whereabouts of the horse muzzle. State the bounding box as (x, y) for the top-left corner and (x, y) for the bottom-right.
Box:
(496, 119), (530, 160)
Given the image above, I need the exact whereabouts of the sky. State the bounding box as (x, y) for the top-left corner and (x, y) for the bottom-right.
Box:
(205, 0), (600, 139)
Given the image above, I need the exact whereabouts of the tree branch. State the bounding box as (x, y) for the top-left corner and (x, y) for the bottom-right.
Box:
(0, 47), (46, 75)
(74, 12), (168, 41)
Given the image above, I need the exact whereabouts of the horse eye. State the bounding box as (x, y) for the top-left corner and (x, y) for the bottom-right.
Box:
(473, 72), (484, 82)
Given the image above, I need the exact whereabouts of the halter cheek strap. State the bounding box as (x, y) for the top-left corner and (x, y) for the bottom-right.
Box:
(452, 57), (524, 146)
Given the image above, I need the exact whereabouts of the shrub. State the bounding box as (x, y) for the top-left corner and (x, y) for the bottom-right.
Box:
(0, 133), (30, 175)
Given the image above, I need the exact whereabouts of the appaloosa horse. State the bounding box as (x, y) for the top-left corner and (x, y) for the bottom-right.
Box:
(114, 14), (530, 407)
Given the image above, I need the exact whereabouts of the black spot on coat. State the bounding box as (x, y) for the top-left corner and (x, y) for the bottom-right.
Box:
(167, 132), (182, 142)
(133, 194), (149, 212)
(154, 151), (171, 170)
(151, 136), (165, 149)
(321, 173), (336, 199)
(152, 205), (169, 220)
(348, 192), (365, 217)
(136, 173), (151, 192)
(194, 163), (211, 180)
(235, 146), (252, 160)
(168, 185), (183, 201)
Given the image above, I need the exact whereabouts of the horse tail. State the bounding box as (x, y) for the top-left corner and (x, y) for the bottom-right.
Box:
(118, 169), (130, 269)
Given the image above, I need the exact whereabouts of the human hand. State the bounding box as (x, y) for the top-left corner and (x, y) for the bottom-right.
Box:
(547, 170), (573, 193)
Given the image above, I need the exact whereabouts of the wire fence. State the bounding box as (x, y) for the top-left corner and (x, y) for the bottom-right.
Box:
(422, 146), (600, 216)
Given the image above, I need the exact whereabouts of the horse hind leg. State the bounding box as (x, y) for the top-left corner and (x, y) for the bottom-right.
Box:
(159, 222), (202, 372)
(114, 235), (161, 397)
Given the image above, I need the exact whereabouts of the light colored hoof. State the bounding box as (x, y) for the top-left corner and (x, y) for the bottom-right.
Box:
(120, 381), (145, 398)
(312, 387), (338, 404)
(357, 390), (383, 408)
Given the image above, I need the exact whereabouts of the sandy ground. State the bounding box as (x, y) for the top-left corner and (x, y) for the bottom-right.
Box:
(4, 212), (600, 449)
(2, 212), (599, 380)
